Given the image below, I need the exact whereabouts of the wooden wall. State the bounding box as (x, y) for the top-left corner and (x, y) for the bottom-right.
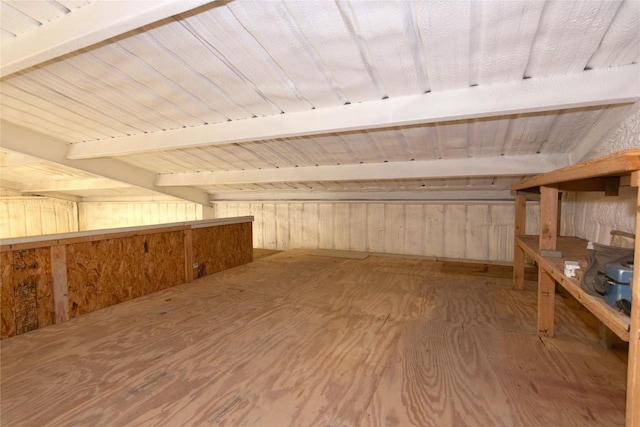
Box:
(213, 201), (540, 262)
(66, 231), (185, 317)
(0, 218), (253, 339)
(1, 248), (55, 337)
(0, 197), (77, 238)
(192, 222), (253, 279)
(78, 201), (213, 231)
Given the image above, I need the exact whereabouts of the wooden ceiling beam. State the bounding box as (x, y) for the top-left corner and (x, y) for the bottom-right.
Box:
(208, 190), (515, 202)
(21, 178), (130, 193)
(1, 121), (210, 205)
(66, 64), (640, 160)
(0, 0), (216, 78)
(155, 153), (569, 186)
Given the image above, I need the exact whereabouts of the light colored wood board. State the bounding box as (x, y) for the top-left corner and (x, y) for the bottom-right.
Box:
(443, 204), (466, 258)
(488, 204), (514, 262)
(191, 222), (252, 279)
(66, 231), (185, 317)
(404, 204), (424, 256)
(183, 228), (193, 283)
(537, 268), (556, 337)
(250, 203), (265, 248)
(301, 203), (319, 249)
(318, 203), (335, 249)
(466, 204), (490, 260)
(539, 186), (559, 250)
(363, 320), (521, 427)
(511, 149), (640, 191)
(1, 251), (627, 425)
(512, 244), (525, 290)
(50, 245), (69, 324)
(627, 183), (640, 426)
(1, 275), (397, 426)
(514, 194), (527, 236)
(0, 285), (287, 426)
(334, 203), (351, 250)
(478, 327), (626, 426)
(289, 203), (304, 249)
(275, 203), (290, 250)
(517, 234), (588, 260)
(349, 203), (368, 252)
(261, 203), (277, 249)
(384, 204), (405, 255)
(366, 203), (386, 253)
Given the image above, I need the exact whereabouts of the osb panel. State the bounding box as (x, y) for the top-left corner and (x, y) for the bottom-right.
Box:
(66, 231), (185, 318)
(192, 223), (253, 279)
(0, 248), (54, 340)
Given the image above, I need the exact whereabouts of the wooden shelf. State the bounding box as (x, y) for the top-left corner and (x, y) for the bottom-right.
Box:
(516, 235), (630, 341)
(511, 149), (640, 426)
(512, 149), (640, 192)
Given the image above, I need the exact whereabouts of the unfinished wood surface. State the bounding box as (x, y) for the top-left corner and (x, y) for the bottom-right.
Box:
(513, 194), (527, 290)
(1, 251), (626, 426)
(539, 186), (559, 251)
(517, 235), (631, 341)
(66, 231), (185, 317)
(183, 228), (194, 283)
(511, 149), (640, 191)
(50, 245), (69, 324)
(0, 248), (54, 339)
(627, 183), (640, 427)
(537, 268), (556, 337)
(191, 222), (253, 279)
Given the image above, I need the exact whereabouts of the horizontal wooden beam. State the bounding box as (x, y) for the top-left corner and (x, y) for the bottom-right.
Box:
(512, 149), (640, 191)
(156, 154), (568, 186)
(1, 121), (210, 205)
(0, 0), (216, 77)
(208, 190), (514, 202)
(21, 178), (130, 193)
(66, 64), (640, 159)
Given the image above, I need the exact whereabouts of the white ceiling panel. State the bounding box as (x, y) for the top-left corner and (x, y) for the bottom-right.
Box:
(525, 1), (622, 76)
(0, 0), (638, 204)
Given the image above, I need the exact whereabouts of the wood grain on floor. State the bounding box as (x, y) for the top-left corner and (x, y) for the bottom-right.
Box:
(0, 250), (627, 426)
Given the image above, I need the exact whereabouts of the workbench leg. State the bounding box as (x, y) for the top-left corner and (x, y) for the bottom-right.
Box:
(626, 178), (640, 427)
(598, 323), (615, 350)
(539, 186), (559, 251)
(513, 194), (527, 290)
(537, 268), (555, 338)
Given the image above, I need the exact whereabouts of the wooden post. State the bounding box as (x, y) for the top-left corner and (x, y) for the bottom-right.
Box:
(184, 228), (194, 283)
(513, 193), (526, 290)
(537, 186), (559, 338)
(537, 268), (556, 338)
(626, 173), (639, 427)
(50, 245), (69, 324)
(539, 186), (559, 251)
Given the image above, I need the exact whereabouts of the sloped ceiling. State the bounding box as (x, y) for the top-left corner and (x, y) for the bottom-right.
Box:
(1, 0), (639, 204)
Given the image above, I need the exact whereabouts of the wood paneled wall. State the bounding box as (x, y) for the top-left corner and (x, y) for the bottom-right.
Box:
(78, 201), (212, 231)
(213, 202), (539, 262)
(0, 218), (253, 339)
(0, 197), (77, 239)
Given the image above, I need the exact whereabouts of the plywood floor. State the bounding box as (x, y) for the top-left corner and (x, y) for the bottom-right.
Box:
(1, 249), (628, 426)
